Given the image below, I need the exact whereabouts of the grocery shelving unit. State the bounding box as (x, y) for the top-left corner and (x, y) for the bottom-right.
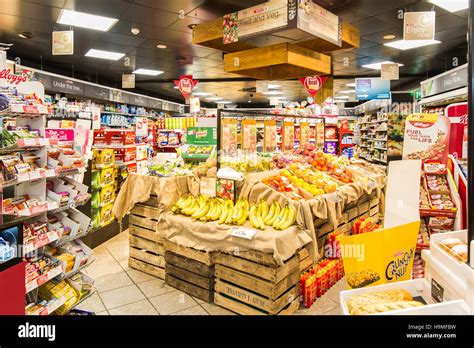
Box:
(355, 113), (388, 164)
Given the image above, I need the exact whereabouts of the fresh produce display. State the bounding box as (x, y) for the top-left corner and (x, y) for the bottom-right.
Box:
(180, 144), (214, 155)
(0, 129), (37, 148)
(171, 195), (297, 230)
(220, 153), (274, 174)
(149, 158), (194, 177)
(281, 163), (338, 195)
(261, 175), (306, 201)
(352, 216), (382, 234)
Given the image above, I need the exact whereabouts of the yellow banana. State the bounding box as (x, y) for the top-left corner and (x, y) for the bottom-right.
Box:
(266, 202), (281, 226)
(256, 211), (266, 230)
(273, 205), (289, 229)
(263, 202), (276, 225)
(260, 200), (269, 220)
(218, 204), (230, 224)
(182, 201), (198, 216)
(278, 205), (297, 230)
(232, 199), (243, 222)
(204, 202), (216, 221)
(235, 204), (248, 225)
(182, 195), (195, 209)
(249, 205), (259, 229)
(192, 202), (210, 219)
(211, 203), (222, 221)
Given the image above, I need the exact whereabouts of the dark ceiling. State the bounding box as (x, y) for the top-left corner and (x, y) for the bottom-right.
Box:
(0, 0), (469, 106)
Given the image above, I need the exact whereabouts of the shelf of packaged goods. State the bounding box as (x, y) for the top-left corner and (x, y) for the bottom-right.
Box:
(372, 119), (388, 123)
(56, 228), (91, 247)
(1, 166), (84, 189)
(340, 143), (354, 148)
(115, 160), (136, 166)
(24, 230), (62, 255)
(374, 138), (387, 142)
(156, 129), (184, 133)
(0, 138), (59, 154)
(0, 106), (52, 117)
(101, 124), (133, 128)
(157, 144), (181, 148)
(49, 197), (90, 214)
(66, 290), (95, 314)
(372, 158), (388, 164)
(376, 129), (388, 132)
(373, 147), (387, 151)
(58, 257), (95, 281)
(325, 139), (338, 142)
(26, 295), (67, 316)
(26, 264), (64, 293)
(2, 202), (57, 218)
(101, 111), (149, 117)
(93, 144), (136, 149)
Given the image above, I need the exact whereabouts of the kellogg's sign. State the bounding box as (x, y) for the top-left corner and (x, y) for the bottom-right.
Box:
(0, 68), (28, 85)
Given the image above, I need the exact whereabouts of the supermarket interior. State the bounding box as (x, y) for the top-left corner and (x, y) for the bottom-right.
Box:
(1, 0), (474, 320)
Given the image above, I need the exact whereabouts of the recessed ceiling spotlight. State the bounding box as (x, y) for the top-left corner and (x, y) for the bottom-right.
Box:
(156, 44), (167, 49)
(188, 24), (198, 30)
(17, 32), (34, 39)
(429, 0), (468, 12)
(362, 61), (404, 70)
(217, 101), (233, 104)
(85, 49), (125, 60)
(248, 100), (252, 103)
(268, 83), (281, 89)
(57, 9), (118, 31)
(131, 27), (140, 35)
(384, 39), (441, 50)
(383, 34), (396, 40)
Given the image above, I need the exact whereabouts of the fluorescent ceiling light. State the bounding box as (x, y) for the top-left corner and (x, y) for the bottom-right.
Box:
(133, 68), (163, 76)
(362, 61), (404, 70)
(339, 90), (355, 94)
(57, 9), (118, 31)
(346, 83), (356, 87)
(193, 92), (212, 96)
(384, 39), (441, 50)
(334, 95), (349, 99)
(429, 0), (468, 12)
(268, 84), (281, 89)
(262, 91), (283, 95)
(85, 49), (125, 60)
(217, 101), (233, 104)
(206, 97), (223, 101)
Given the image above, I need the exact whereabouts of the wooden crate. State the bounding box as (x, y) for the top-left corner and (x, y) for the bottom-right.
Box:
(128, 202), (165, 279)
(213, 252), (300, 315)
(164, 241), (214, 303)
(299, 247), (313, 272)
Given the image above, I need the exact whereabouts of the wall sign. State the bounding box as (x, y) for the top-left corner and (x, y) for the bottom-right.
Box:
(129, 94), (146, 107)
(381, 63), (399, 81)
(356, 78), (390, 100)
(282, 121), (295, 151)
(404, 11), (435, 41)
(83, 84), (109, 101)
(299, 75), (328, 97)
(402, 113), (451, 164)
(174, 75), (198, 99)
(420, 64), (467, 98)
(264, 120), (277, 152)
(50, 77), (83, 95)
(52, 30), (74, 55)
(45, 128), (75, 142)
(122, 74), (135, 89)
(221, 119), (238, 154)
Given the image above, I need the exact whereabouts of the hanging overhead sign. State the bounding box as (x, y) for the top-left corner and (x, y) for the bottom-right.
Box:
(237, 0), (288, 39)
(189, 97), (201, 113)
(174, 75), (198, 99)
(403, 12), (435, 41)
(122, 74), (135, 89)
(381, 63), (399, 81)
(420, 64), (467, 98)
(356, 78), (390, 100)
(52, 30), (74, 55)
(299, 75), (328, 97)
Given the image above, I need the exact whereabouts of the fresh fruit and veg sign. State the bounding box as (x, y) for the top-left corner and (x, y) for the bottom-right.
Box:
(174, 75), (198, 99)
(299, 76), (328, 97)
(402, 113), (450, 164)
(264, 120), (277, 152)
(242, 119), (257, 153)
(221, 119), (238, 154)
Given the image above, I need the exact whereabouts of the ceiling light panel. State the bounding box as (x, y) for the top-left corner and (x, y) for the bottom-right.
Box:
(384, 39), (441, 50)
(57, 9), (118, 31)
(362, 61), (404, 70)
(85, 49), (125, 60)
(429, 0), (468, 12)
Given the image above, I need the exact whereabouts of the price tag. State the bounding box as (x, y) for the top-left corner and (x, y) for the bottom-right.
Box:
(29, 171), (42, 181)
(37, 273), (49, 287)
(17, 173), (30, 182)
(45, 169), (57, 178)
(22, 138), (38, 147)
(229, 227), (257, 240)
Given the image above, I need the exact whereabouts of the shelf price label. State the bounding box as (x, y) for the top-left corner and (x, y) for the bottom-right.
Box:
(242, 119), (257, 153)
(264, 120), (277, 152)
(229, 227), (257, 240)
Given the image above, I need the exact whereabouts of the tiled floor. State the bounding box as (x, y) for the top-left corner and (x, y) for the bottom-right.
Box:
(78, 230), (343, 315)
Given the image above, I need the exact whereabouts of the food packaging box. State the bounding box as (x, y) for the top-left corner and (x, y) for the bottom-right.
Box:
(91, 171), (101, 191)
(100, 184), (116, 206)
(100, 203), (114, 225)
(93, 130), (107, 146)
(90, 191), (100, 210)
(114, 147), (136, 163)
(100, 167), (115, 187)
(136, 144), (147, 161)
(91, 209), (101, 230)
(107, 130), (135, 146)
(340, 278), (470, 315)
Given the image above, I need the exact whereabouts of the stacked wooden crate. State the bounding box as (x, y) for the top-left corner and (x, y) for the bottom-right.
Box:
(128, 195), (165, 279)
(213, 250), (301, 315)
(164, 241), (214, 303)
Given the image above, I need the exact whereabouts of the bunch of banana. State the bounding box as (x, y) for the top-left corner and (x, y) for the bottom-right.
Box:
(230, 198), (249, 226)
(249, 200), (269, 230)
(272, 204), (297, 230)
